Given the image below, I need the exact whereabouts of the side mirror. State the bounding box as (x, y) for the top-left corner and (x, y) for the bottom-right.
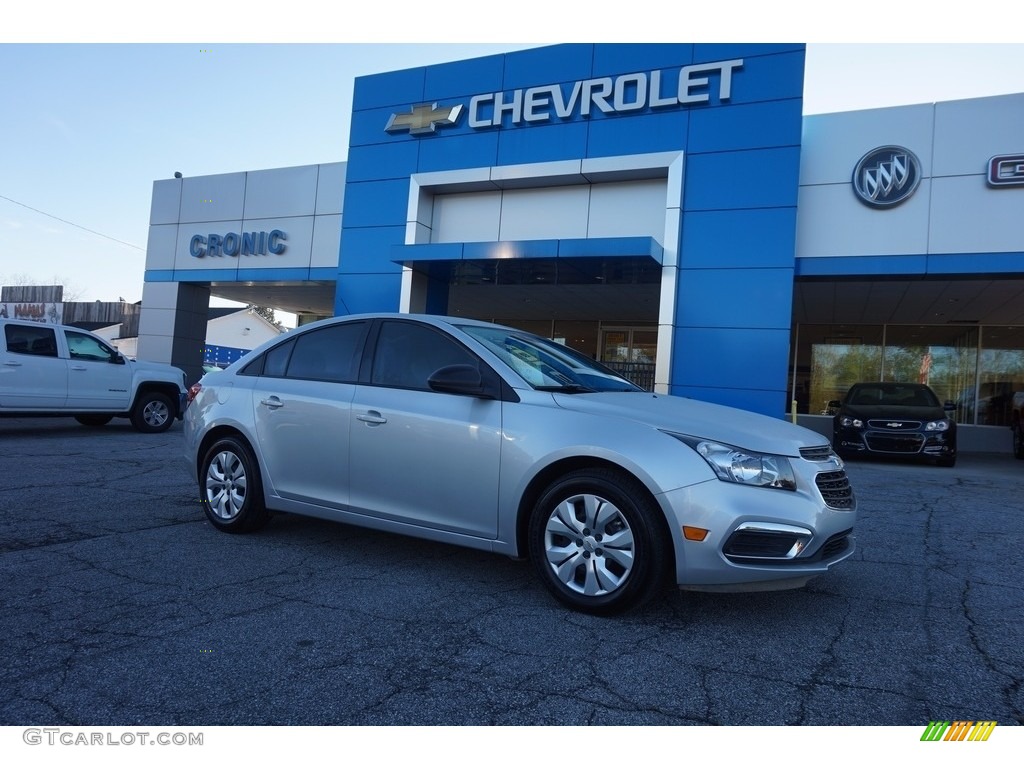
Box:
(428, 364), (493, 398)
(943, 400), (955, 411)
(112, 351), (127, 365)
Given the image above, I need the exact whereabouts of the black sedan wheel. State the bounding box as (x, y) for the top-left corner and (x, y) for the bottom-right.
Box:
(529, 468), (669, 615)
(200, 437), (270, 533)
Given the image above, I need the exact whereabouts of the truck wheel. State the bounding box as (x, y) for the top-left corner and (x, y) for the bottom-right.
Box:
(130, 391), (175, 433)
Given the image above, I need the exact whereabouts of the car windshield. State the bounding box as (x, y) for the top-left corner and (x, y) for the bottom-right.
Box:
(848, 384), (940, 408)
(458, 325), (642, 393)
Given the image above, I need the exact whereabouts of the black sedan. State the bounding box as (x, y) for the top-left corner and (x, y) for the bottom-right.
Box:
(832, 382), (957, 467)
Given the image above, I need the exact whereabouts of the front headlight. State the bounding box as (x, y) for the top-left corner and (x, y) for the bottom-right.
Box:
(925, 419), (950, 431)
(839, 416), (863, 428)
(668, 434), (797, 490)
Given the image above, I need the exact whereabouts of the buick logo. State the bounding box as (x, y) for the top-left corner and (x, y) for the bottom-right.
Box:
(385, 103), (463, 135)
(852, 146), (922, 208)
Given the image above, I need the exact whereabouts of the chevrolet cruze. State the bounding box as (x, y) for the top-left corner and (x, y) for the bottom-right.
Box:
(184, 314), (856, 614)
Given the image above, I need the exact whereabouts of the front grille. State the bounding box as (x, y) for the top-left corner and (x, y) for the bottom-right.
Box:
(866, 433), (924, 453)
(800, 445), (835, 462)
(816, 470), (855, 510)
(867, 419), (922, 430)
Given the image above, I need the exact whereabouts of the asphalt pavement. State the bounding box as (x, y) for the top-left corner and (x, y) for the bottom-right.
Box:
(0, 416), (1021, 726)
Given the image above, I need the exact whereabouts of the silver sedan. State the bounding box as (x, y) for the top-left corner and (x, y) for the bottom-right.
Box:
(184, 314), (856, 614)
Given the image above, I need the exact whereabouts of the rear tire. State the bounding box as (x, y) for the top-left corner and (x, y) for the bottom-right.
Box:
(528, 468), (670, 615)
(200, 436), (270, 533)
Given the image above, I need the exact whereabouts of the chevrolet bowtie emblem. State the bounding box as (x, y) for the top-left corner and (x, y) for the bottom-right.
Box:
(385, 103), (463, 135)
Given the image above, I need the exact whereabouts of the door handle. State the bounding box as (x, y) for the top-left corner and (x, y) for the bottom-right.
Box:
(3, 360), (22, 367)
(260, 396), (284, 409)
(356, 410), (387, 425)
(71, 365), (88, 371)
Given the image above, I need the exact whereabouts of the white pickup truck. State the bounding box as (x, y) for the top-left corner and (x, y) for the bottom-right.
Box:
(0, 318), (187, 433)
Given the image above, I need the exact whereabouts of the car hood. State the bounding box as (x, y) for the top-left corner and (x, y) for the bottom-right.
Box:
(840, 403), (948, 422)
(550, 392), (829, 457)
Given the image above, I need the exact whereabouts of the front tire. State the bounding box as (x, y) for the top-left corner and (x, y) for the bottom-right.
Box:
(130, 391), (175, 433)
(528, 468), (669, 615)
(200, 436), (270, 533)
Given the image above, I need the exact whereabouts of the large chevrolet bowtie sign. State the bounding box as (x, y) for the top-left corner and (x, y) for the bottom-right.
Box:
(386, 59), (743, 135)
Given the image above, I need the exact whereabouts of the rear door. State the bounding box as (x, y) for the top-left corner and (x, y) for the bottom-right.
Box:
(0, 322), (68, 408)
(252, 320), (368, 507)
(348, 319), (502, 539)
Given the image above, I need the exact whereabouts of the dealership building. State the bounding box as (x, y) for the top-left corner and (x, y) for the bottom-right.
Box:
(139, 43), (1024, 449)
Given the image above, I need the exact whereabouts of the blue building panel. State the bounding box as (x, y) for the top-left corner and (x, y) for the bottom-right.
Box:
(688, 99), (803, 154)
(352, 67), (426, 111)
(671, 327), (791, 391)
(339, 226), (407, 274)
(342, 180), (412, 228)
(417, 131), (500, 174)
(676, 268), (795, 329)
(795, 254), (929, 277)
(694, 48), (806, 104)
(496, 121), (591, 166)
(681, 209), (798, 269)
(502, 45), (596, 90)
(424, 54), (507, 99)
(591, 44), (694, 76)
(693, 43), (804, 65)
(346, 142), (422, 183)
(683, 147), (802, 210)
(235, 268), (313, 282)
(334, 273), (404, 316)
(586, 108), (690, 159)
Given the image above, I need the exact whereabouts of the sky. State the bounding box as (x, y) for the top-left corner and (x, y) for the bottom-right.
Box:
(2, 2), (1023, 311)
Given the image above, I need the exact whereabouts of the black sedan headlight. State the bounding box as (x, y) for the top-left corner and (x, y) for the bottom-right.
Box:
(668, 434), (796, 490)
(839, 416), (863, 428)
(925, 419), (950, 431)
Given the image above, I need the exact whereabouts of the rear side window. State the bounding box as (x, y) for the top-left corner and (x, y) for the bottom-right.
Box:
(4, 324), (58, 357)
(263, 339), (295, 378)
(285, 322), (366, 383)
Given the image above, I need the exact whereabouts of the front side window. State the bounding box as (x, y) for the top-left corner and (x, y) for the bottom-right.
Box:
(4, 324), (58, 357)
(65, 330), (115, 362)
(371, 321), (478, 390)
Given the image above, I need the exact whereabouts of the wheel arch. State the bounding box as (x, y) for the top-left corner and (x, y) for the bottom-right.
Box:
(132, 381), (185, 417)
(513, 456), (674, 560)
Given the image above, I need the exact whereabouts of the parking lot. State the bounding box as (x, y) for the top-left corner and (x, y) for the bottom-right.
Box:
(1, 416), (1021, 726)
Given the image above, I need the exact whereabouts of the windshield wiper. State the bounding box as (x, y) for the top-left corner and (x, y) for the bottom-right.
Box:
(534, 384), (597, 393)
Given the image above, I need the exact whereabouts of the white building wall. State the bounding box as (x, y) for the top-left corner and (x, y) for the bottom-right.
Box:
(796, 93), (1024, 259)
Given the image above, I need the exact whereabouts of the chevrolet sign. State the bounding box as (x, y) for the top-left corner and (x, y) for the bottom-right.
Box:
(385, 59), (743, 135)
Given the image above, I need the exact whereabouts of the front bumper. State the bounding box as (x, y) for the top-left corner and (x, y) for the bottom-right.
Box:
(835, 425), (956, 459)
(657, 464), (857, 591)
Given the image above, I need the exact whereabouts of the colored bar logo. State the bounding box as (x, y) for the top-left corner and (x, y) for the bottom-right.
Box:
(920, 721), (997, 741)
